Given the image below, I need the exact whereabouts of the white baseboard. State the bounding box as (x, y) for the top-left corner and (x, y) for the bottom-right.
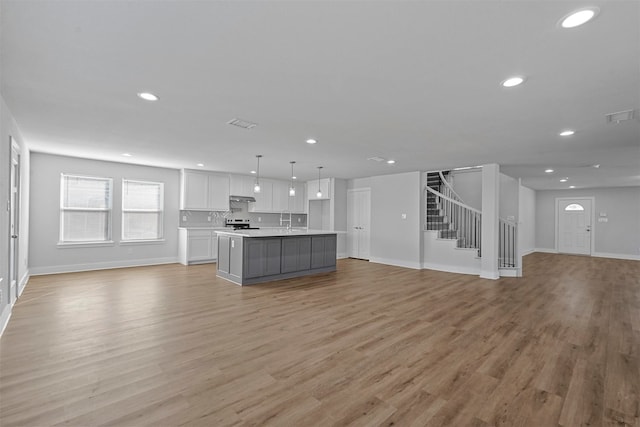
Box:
(18, 270), (29, 297)
(520, 249), (535, 256)
(533, 248), (639, 261)
(30, 257), (179, 276)
(592, 252), (640, 261)
(499, 268), (521, 277)
(337, 252), (348, 259)
(534, 248), (558, 254)
(368, 257), (422, 270)
(480, 270), (500, 280)
(421, 262), (480, 276)
(0, 306), (11, 337)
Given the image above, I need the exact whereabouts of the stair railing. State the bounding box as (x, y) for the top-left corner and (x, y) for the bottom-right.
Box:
(499, 218), (518, 268)
(438, 171), (465, 204)
(425, 185), (482, 253)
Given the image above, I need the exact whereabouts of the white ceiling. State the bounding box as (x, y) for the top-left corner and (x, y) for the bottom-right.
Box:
(1, 0), (639, 190)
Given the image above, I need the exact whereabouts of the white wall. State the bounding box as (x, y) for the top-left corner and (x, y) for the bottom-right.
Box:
(450, 169), (482, 210)
(500, 173), (519, 221)
(518, 184), (536, 256)
(536, 187), (640, 259)
(1, 95), (30, 334)
(29, 153), (181, 274)
(347, 177), (372, 190)
(368, 171), (422, 269)
(332, 178), (348, 257)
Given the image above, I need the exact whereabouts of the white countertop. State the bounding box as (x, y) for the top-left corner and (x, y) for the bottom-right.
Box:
(215, 228), (339, 237)
(178, 226), (228, 230)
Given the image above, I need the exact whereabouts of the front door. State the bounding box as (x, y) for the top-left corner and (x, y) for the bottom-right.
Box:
(557, 198), (592, 255)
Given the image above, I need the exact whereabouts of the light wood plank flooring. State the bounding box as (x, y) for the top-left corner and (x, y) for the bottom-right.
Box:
(1, 253), (639, 426)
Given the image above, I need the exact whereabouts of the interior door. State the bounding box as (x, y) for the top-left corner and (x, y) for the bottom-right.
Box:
(347, 189), (371, 260)
(358, 190), (371, 260)
(9, 140), (20, 302)
(558, 198), (592, 255)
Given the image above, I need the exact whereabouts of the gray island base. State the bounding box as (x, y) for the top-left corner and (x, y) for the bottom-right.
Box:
(215, 229), (337, 285)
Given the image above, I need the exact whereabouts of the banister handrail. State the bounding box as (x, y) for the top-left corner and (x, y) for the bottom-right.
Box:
(438, 171), (465, 204)
(424, 185), (482, 214)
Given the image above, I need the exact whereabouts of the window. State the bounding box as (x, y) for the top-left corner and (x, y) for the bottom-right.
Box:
(122, 180), (164, 241)
(565, 203), (585, 211)
(60, 174), (113, 243)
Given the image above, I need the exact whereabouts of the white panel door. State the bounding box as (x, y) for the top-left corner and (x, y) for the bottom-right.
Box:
(347, 189), (371, 260)
(358, 190), (371, 260)
(9, 141), (20, 303)
(558, 198), (592, 255)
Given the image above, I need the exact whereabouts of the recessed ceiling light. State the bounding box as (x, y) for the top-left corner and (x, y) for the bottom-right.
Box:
(569, 185), (576, 189)
(306, 139), (317, 144)
(387, 160), (396, 164)
(559, 130), (575, 136)
(560, 178), (568, 182)
(122, 153), (132, 157)
(501, 76), (525, 88)
(592, 164), (601, 168)
(545, 168), (554, 173)
(137, 92), (159, 101)
(250, 170), (256, 174)
(560, 7), (599, 29)
(292, 176), (297, 180)
(197, 163), (204, 167)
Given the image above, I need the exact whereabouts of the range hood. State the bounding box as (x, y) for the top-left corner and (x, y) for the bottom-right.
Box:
(230, 195), (256, 203)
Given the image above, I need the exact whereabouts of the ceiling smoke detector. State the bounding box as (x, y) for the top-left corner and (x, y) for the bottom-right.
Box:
(227, 118), (257, 129)
(605, 109), (637, 124)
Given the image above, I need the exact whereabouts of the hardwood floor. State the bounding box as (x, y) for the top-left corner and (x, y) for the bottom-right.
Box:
(1, 253), (638, 426)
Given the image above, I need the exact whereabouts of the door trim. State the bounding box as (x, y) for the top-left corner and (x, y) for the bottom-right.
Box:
(554, 196), (595, 255)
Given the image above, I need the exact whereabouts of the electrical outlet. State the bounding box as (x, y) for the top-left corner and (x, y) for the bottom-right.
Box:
(182, 215), (187, 221)
(298, 218), (301, 223)
(258, 217), (262, 222)
(401, 213), (407, 219)
(207, 216), (212, 222)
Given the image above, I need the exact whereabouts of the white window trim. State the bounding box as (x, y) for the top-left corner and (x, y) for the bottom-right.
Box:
(121, 179), (164, 242)
(59, 174), (113, 244)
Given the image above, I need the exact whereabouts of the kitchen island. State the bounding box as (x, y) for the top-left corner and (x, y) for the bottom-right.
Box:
(215, 229), (337, 285)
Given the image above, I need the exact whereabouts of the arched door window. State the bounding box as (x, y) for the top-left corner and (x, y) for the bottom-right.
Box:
(564, 203), (584, 211)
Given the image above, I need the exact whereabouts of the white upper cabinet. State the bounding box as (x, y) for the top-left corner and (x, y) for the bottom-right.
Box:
(181, 169), (230, 211)
(249, 180), (273, 212)
(307, 178), (331, 200)
(229, 174), (255, 197)
(290, 182), (306, 213)
(272, 180), (289, 212)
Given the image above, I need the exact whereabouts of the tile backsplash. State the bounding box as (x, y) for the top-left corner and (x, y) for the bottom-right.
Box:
(179, 209), (307, 228)
(179, 210), (227, 227)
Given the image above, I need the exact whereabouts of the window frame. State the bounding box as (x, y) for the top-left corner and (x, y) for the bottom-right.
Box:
(59, 173), (114, 245)
(121, 179), (165, 242)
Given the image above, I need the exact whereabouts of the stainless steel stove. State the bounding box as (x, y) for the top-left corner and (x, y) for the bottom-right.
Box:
(225, 219), (260, 230)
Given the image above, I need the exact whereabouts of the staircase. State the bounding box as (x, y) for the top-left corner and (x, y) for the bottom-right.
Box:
(423, 169), (520, 277)
(425, 171), (481, 254)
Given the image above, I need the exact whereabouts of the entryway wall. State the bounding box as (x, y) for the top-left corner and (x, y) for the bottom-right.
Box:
(535, 187), (640, 259)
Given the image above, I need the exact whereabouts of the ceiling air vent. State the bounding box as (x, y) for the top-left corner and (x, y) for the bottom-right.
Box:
(605, 109), (637, 124)
(227, 118), (257, 129)
(367, 157), (385, 162)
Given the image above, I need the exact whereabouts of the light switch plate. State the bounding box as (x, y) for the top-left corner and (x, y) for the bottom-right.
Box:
(401, 213), (407, 219)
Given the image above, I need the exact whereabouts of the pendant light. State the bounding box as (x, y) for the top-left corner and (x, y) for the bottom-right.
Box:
(316, 166), (323, 198)
(254, 155), (262, 193)
(289, 161), (296, 196)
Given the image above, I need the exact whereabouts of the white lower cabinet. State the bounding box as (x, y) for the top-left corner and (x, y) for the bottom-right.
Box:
(178, 228), (219, 265)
